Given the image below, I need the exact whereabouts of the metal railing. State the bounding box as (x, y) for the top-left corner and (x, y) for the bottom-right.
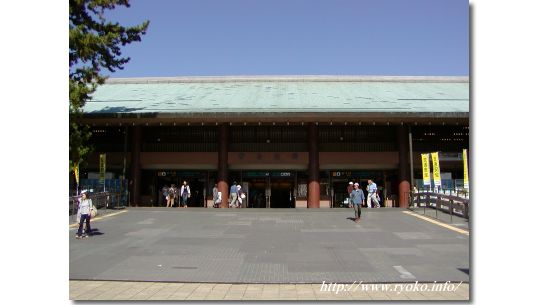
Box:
(69, 192), (123, 221)
(408, 191), (469, 222)
(415, 180), (470, 199)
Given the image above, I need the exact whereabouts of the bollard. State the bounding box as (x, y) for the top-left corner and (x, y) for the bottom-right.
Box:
(425, 193), (429, 215)
(448, 199), (454, 223)
(72, 199), (75, 222)
(435, 195), (439, 219)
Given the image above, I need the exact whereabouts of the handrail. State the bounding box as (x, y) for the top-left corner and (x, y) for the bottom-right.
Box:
(69, 192), (123, 218)
(409, 191), (469, 221)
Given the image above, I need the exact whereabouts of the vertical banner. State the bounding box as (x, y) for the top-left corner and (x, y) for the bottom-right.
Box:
(421, 153), (431, 187)
(99, 153), (107, 187)
(74, 162), (80, 185)
(463, 149), (469, 189)
(431, 152), (442, 188)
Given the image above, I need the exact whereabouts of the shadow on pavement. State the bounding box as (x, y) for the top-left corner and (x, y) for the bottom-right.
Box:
(86, 229), (105, 236)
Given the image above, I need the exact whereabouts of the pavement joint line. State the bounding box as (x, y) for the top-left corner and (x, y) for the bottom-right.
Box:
(402, 210), (469, 235)
(69, 210), (129, 227)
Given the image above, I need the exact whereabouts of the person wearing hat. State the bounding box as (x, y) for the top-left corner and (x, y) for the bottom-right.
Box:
(350, 183), (365, 222)
(236, 185), (244, 208)
(347, 181), (354, 208)
(229, 181), (238, 208)
(75, 191), (93, 239)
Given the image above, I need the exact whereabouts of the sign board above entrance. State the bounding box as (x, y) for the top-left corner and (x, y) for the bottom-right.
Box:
(331, 171), (380, 179)
(242, 171), (294, 178)
(156, 171), (206, 178)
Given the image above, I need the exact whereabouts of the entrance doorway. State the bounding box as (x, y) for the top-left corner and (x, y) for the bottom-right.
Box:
(183, 179), (205, 207)
(330, 175), (372, 208)
(153, 171), (208, 207)
(156, 175), (179, 207)
(332, 181), (350, 208)
(270, 179), (295, 208)
(246, 179), (267, 208)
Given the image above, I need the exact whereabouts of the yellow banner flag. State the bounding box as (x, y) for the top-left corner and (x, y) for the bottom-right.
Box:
(421, 153), (431, 186)
(431, 152), (442, 187)
(463, 149), (469, 189)
(74, 162), (80, 185)
(99, 153), (107, 183)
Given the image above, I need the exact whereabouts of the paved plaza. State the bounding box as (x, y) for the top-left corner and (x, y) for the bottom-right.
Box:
(70, 207), (469, 300)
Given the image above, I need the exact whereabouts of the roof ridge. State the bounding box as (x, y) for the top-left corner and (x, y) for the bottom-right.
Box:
(105, 75), (469, 84)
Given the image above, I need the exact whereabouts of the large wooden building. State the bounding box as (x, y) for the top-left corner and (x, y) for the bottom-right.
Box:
(78, 76), (469, 208)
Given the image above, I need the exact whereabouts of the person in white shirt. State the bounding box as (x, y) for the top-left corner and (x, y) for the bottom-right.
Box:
(212, 184), (219, 208)
(367, 179), (381, 208)
(76, 191), (93, 239)
(180, 180), (191, 208)
(214, 191), (222, 208)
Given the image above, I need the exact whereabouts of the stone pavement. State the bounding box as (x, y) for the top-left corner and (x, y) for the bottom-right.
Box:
(70, 280), (469, 300)
(70, 207), (469, 300)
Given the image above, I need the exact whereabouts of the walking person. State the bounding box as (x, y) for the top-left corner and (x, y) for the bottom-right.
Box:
(367, 179), (381, 208)
(412, 185), (419, 207)
(169, 184), (178, 207)
(229, 181), (238, 208)
(162, 185), (170, 207)
(350, 183), (365, 222)
(237, 185), (245, 208)
(376, 186), (383, 207)
(180, 180), (191, 208)
(347, 181), (354, 208)
(76, 191), (93, 239)
(214, 192), (222, 208)
(212, 183), (219, 208)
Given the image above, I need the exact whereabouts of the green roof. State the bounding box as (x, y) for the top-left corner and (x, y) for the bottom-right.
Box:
(85, 76), (469, 119)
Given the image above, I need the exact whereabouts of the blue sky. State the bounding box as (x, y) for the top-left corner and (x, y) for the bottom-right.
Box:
(104, 0), (469, 77)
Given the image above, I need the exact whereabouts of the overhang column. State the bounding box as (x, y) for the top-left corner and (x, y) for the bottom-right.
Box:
(308, 123), (320, 208)
(397, 125), (410, 208)
(130, 126), (142, 207)
(218, 125), (229, 208)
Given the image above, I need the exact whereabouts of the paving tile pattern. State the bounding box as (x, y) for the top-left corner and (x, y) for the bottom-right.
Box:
(70, 208), (469, 283)
(70, 280), (470, 300)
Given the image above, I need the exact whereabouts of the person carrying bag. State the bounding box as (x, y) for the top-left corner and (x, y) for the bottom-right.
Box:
(76, 191), (94, 239)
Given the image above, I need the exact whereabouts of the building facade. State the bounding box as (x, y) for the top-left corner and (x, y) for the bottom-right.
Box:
(77, 76), (469, 208)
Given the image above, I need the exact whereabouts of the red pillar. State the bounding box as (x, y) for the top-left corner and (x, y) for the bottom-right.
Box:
(397, 125), (410, 208)
(218, 125), (229, 208)
(130, 125), (141, 207)
(308, 123), (320, 208)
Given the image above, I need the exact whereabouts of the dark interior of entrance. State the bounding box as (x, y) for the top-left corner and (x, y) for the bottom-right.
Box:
(156, 176), (176, 206)
(271, 179), (295, 208)
(156, 177), (205, 207)
(247, 179), (267, 208)
(333, 181), (349, 208)
(186, 180), (205, 207)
